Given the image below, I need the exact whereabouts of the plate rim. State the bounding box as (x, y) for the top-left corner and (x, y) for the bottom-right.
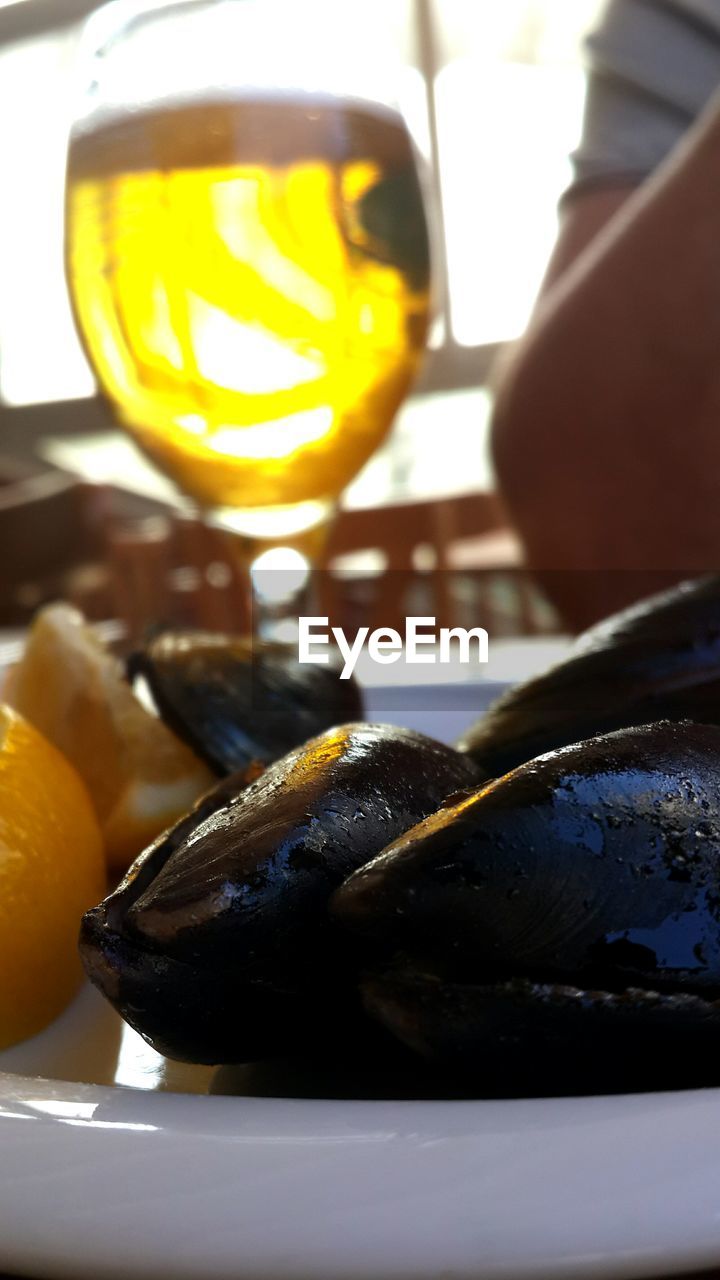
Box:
(3, 667), (720, 1280)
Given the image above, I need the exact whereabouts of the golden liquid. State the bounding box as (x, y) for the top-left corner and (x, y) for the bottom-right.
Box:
(66, 94), (430, 515)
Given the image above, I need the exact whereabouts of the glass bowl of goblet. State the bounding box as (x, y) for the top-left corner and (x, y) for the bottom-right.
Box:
(65, 0), (431, 632)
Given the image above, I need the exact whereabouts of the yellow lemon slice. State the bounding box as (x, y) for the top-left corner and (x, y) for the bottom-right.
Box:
(5, 603), (215, 871)
(0, 704), (105, 1049)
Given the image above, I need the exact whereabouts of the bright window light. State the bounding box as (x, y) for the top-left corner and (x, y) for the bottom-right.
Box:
(438, 60), (586, 345)
(0, 31), (95, 404)
(0, 0), (602, 406)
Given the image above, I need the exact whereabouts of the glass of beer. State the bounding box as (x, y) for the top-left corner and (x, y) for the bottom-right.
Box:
(65, 0), (431, 631)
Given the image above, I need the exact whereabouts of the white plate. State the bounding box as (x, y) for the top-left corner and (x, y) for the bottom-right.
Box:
(2, 679), (720, 1280)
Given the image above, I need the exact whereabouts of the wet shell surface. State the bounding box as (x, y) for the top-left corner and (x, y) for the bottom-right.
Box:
(458, 573), (720, 775)
(332, 721), (720, 1089)
(128, 631), (363, 775)
(80, 723), (481, 1064)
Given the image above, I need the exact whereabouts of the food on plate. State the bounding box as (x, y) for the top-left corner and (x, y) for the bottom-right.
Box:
(128, 629), (364, 775)
(332, 720), (720, 1091)
(12, 573), (720, 1092)
(458, 573), (720, 775)
(0, 704), (104, 1049)
(79, 724), (481, 1063)
(4, 603), (215, 870)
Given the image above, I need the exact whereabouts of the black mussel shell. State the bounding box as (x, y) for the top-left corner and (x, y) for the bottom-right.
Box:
(99, 761), (265, 908)
(128, 631), (363, 775)
(359, 972), (720, 1095)
(80, 723), (481, 1064)
(459, 573), (720, 774)
(332, 721), (720, 1086)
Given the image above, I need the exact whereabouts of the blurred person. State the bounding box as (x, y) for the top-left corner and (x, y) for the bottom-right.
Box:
(490, 0), (720, 628)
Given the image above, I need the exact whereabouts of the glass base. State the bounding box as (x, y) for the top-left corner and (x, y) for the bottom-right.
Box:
(208, 497), (333, 550)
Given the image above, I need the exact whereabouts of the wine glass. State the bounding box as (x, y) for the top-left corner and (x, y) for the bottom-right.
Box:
(65, 0), (431, 636)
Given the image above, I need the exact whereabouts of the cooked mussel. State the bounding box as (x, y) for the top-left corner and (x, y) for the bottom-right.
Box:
(128, 631), (363, 775)
(459, 573), (720, 775)
(80, 723), (481, 1064)
(332, 721), (720, 1091)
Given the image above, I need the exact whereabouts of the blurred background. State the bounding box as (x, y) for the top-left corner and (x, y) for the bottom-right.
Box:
(0, 0), (603, 647)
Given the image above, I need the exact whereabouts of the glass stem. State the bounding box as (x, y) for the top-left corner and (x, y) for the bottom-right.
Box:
(213, 515), (333, 644)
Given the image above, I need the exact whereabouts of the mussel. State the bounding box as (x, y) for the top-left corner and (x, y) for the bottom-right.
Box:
(332, 720), (720, 1092)
(129, 631), (363, 775)
(459, 573), (720, 775)
(80, 723), (481, 1064)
